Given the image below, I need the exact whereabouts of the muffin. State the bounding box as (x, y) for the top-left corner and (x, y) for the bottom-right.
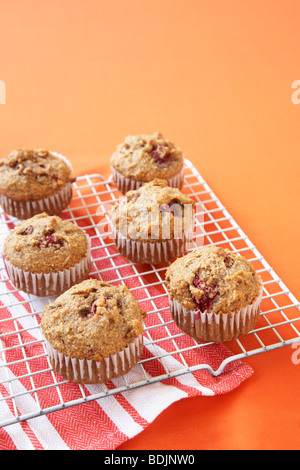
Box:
(41, 279), (146, 384)
(0, 148), (75, 219)
(111, 179), (195, 264)
(165, 246), (263, 342)
(110, 132), (184, 193)
(3, 212), (91, 296)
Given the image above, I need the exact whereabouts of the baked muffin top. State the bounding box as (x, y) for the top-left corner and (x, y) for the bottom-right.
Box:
(41, 278), (146, 361)
(111, 179), (195, 242)
(165, 246), (261, 314)
(3, 212), (89, 273)
(110, 132), (183, 182)
(0, 149), (74, 201)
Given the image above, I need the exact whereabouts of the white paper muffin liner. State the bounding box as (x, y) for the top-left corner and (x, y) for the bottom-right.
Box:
(111, 165), (184, 194)
(168, 284), (263, 343)
(0, 152), (74, 220)
(3, 234), (91, 297)
(113, 227), (193, 265)
(44, 333), (144, 384)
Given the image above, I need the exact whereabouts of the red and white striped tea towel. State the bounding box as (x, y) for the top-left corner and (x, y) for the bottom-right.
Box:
(0, 227), (254, 450)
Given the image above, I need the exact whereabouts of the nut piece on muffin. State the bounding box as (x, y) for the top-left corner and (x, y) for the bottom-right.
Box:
(110, 132), (184, 193)
(111, 178), (195, 264)
(3, 212), (91, 296)
(165, 246), (262, 342)
(41, 278), (147, 384)
(0, 148), (75, 219)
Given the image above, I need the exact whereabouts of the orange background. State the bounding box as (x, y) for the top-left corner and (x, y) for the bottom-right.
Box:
(0, 0), (300, 450)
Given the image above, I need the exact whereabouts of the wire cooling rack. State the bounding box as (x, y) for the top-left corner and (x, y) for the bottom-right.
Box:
(0, 159), (299, 428)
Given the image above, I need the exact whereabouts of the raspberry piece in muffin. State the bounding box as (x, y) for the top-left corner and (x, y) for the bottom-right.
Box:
(150, 144), (171, 165)
(191, 276), (219, 312)
(38, 232), (64, 250)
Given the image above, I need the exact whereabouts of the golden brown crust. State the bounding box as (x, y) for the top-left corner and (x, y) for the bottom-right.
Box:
(3, 212), (89, 273)
(0, 149), (73, 201)
(110, 132), (183, 182)
(111, 179), (194, 242)
(41, 279), (146, 361)
(165, 246), (261, 314)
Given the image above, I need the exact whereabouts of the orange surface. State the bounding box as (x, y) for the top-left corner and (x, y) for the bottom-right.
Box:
(0, 0), (300, 450)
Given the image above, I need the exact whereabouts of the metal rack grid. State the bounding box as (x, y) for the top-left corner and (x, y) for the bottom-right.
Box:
(0, 159), (299, 428)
